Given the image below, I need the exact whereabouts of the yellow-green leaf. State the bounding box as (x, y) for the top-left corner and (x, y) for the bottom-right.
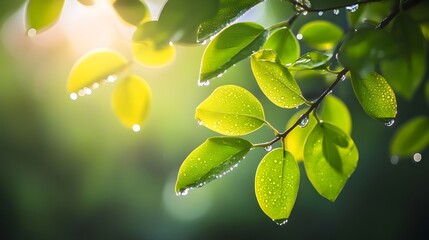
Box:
(196, 85), (265, 136)
(298, 20), (343, 51)
(263, 28), (300, 64)
(251, 49), (306, 108)
(255, 148), (300, 225)
(303, 122), (358, 201)
(26, 0), (65, 34)
(320, 95), (352, 135)
(390, 116), (429, 158)
(77, 0), (94, 6)
(351, 71), (397, 123)
(113, 0), (151, 26)
(132, 42), (175, 67)
(67, 49), (129, 96)
(112, 75), (151, 131)
(176, 137), (252, 195)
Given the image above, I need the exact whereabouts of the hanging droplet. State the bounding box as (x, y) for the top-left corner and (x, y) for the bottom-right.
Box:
(132, 124), (141, 132)
(413, 153), (422, 163)
(274, 218), (288, 226)
(296, 33), (303, 40)
(340, 75), (346, 81)
(70, 92), (78, 100)
(333, 9), (340, 15)
(84, 87), (92, 95)
(107, 75), (117, 83)
(264, 145), (273, 152)
(302, 11), (308, 16)
(27, 28), (37, 37)
(318, 11), (323, 16)
(169, 41), (174, 47)
(176, 188), (189, 196)
(299, 115), (309, 128)
(346, 4), (359, 12)
(390, 155), (399, 165)
(197, 119), (203, 126)
(384, 119), (395, 127)
(198, 80), (210, 86)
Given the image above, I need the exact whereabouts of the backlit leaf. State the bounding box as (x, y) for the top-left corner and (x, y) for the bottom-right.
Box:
(390, 116), (429, 158)
(251, 49), (306, 108)
(348, 1), (392, 28)
(176, 137), (252, 195)
(380, 14), (427, 100)
(285, 95), (351, 162)
(338, 29), (397, 77)
(298, 20), (343, 51)
(26, 0), (65, 34)
(288, 52), (332, 71)
(196, 85), (265, 136)
(304, 122), (358, 201)
(113, 0), (151, 26)
(255, 149), (299, 224)
(351, 71), (397, 123)
(198, 0), (264, 42)
(263, 28), (300, 64)
(132, 42), (175, 67)
(112, 75), (151, 131)
(67, 49), (129, 95)
(320, 95), (352, 135)
(199, 22), (268, 82)
(285, 109), (317, 162)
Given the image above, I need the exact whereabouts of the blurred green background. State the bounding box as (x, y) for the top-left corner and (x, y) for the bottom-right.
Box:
(0, 0), (428, 239)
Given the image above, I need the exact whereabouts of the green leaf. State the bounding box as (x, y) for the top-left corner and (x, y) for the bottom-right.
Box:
(196, 85), (265, 135)
(158, 0), (220, 44)
(338, 28), (397, 76)
(67, 49), (129, 95)
(303, 122), (358, 201)
(255, 149), (300, 224)
(298, 20), (343, 51)
(285, 95), (351, 162)
(288, 52), (332, 71)
(251, 49), (306, 108)
(26, 0), (65, 34)
(380, 14), (427, 100)
(351, 71), (397, 123)
(112, 75), (151, 131)
(199, 22), (268, 82)
(348, 1), (393, 28)
(77, 0), (94, 6)
(390, 116), (429, 158)
(263, 28), (300, 64)
(320, 95), (352, 135)
(285, 109), (317, 162)
(175, 137), (252, 195)
(113, 0), (151, 26)
(197, 0), (264, 43)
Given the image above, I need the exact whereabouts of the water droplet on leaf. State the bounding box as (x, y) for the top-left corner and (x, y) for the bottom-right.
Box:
(341, 75), (346, 81)
(302, 11), (308, 15)
(70, 93), (78, 100)
(346, 4), (359, 12)
(198, 80), (210, 86)
(264, 145), (273, 152)
(296, 34), (303, 40)
(333, 9), (340, 15)
(385, 119), (395, 127)
(413, 153), (422, 163)
(176, 188), (189, 196)
(318, 11), (323, 16)
(274, 218), (288, 226)
(132, 124), (141, 132)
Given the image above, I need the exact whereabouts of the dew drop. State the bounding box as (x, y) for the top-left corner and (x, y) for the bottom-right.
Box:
(390, 155), (399, 165)
(318, 11), (323, 16)
(274, 218), (288, 226)
(384, 119), (395, 127)
(70, 93), (78, 101)
(84, 87), (92, 95)
(296, 33), (303, 40)
(132, 124), (141, 132)
(340, 74), (346, 81)
(333, 9), (340, 15)
(27, 28), (37, 37)
(198, 80), (210, 86)
(200, 40), (208, 45)
(197, 120), (203, 126)
(302, 11), (308, 15)
(169, 41), (174, 47)
(78, 89), (86, 97)
(92, 82), (100, 89)
(176, 188), (189, 196)
(299, 115), (309, 128)
(413, 153), (422, 163)
(264, 145), (273, 152)
(107, 75), (117, 83)
(346, 4), (359, 12)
